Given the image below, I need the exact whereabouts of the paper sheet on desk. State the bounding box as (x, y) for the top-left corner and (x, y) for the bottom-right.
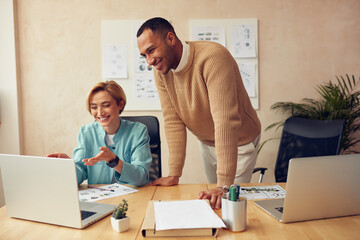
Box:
(79, 183), (137, 202)
(240, 185), (286, 200)
(154, 200), (226, 231)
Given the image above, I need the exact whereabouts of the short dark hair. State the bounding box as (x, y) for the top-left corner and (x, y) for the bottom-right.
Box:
(136, 17), (176, 39)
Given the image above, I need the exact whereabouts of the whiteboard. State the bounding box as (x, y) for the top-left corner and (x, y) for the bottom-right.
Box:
(190, 19), (259, 109)
(101, 20), (162, 111)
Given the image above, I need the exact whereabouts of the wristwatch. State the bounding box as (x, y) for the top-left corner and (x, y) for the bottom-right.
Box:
(106, 155), (119, 168)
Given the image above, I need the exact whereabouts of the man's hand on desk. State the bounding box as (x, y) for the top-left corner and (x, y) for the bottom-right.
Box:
(47, 153), (71, 158)
(149, 176), (179, 186)
(198, 188), (223, 210)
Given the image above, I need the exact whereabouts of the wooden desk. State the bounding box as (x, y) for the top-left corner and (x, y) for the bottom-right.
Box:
(0, 183), (359, 239)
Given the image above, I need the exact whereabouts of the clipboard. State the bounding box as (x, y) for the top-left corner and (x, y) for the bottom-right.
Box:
(141, 200), (219, 237)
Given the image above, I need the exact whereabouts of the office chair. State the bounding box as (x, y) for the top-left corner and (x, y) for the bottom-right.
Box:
(253, 167), (267, 183)
(121, 116), (161, 182)
(274, 117), (346, 182)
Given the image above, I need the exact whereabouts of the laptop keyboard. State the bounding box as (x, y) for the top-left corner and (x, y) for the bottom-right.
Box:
(275, 207), (284, 213)
(81, 210), (97, 220)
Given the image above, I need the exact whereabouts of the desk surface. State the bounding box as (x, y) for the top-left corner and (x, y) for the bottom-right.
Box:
(0, 183), (359, 239)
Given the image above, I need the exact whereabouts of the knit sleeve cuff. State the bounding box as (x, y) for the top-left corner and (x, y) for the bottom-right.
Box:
(168, 167), (183, 177)
(217, 175), (234, 188)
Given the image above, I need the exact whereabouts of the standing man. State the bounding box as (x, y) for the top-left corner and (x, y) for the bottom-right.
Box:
(137, 17), (261, 209)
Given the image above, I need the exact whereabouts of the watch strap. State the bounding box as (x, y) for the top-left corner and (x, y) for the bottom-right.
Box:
(106, 155), (119, 168)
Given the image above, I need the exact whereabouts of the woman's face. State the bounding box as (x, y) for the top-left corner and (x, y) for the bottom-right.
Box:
(89, 90), (123, 134)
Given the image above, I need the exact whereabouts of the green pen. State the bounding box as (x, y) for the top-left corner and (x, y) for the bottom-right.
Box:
(229, 185), (238, 201)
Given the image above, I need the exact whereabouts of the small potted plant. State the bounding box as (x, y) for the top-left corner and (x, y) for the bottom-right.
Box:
(111, 199), (130, 232)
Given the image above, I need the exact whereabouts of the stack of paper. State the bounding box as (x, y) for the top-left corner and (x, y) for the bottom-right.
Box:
(141, 200), (225, 237)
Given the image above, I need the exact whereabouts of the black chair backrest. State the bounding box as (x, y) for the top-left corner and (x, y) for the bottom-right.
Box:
(275, 117), (346, 182)
(121, 116), (161, 182)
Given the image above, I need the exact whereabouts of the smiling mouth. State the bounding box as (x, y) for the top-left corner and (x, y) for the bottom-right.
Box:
(98, 116), (110, 122)
(154, 60), (162, 70)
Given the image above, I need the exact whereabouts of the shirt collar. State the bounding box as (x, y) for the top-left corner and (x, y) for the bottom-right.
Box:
(173, 41), (189, 73)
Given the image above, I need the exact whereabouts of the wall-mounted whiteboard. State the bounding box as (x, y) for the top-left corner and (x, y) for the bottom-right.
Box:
(101, 20), (162, 111)
(190, 19), (259, 109)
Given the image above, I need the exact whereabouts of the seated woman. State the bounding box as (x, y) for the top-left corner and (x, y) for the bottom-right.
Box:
(48, 80), (152, 186)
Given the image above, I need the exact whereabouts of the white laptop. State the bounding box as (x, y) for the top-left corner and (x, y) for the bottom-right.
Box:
(0, 154), (115, 228)
(254, 154), (360, 223)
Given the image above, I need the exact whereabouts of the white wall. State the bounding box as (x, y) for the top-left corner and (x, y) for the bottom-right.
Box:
(0, 0), (22, 207)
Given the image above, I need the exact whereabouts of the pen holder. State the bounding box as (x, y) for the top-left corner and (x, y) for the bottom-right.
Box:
(221, 196), (247, 232)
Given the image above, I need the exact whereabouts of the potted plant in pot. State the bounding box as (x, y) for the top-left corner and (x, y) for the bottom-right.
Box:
(111, 199), (130, 232)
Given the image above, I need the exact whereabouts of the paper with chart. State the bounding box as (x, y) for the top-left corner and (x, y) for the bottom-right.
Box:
(102, 45), (128, 79)
(238, 63), (256, 97)
(134, 73), (158, 99)
(79, 183), (137, 202)
(240, 185), (286, 200)
(231, 24), (256, 58)
(190, 25), (226, 46)
(134, 48), (153, 73)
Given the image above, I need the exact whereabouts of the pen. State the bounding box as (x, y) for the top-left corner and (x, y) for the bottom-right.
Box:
(87, 186), (115, 192)
(229, 184), (241, 201)
(229, 185), (238, 201)
(235, 184), (240, 199)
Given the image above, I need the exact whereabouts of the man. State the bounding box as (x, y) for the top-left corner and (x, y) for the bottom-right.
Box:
(137, 17), (261, 209)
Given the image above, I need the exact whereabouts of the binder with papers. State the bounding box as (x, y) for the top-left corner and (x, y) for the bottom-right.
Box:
(141, 200), (225, 237)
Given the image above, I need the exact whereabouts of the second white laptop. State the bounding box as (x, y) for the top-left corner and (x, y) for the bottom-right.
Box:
(254, 154), (360, 223)
(0, 154), (115, 228)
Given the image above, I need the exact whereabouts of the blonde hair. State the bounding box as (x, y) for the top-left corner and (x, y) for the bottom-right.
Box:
(87, 81), (127, 114)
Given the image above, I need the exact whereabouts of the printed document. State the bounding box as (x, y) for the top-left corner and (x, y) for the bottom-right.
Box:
(79, 183), (137, 202)
(240, 185), (286, 199)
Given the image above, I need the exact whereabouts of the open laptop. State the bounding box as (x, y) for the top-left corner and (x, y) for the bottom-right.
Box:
(254, 154), (360, 223)
(0, 154), (115, 228)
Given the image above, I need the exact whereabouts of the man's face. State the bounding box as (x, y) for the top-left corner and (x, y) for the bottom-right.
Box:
(137, 29), (177, 74)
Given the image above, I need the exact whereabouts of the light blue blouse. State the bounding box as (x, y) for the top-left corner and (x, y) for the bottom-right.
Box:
(73, 118), (152, 186)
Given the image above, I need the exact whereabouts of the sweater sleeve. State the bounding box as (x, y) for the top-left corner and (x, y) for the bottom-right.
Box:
(154, 72), (187, 177)
(203, 47), (242, 187)
(114, 124), (152, 186)
(72, 127), (88, 185)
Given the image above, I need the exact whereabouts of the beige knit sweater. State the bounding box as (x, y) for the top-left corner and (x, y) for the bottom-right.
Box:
(154, 41), (261, 187)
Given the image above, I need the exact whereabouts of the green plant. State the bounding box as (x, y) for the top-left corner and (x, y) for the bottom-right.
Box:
(264, 74), (360, 153)
(112, 199), (128, 219)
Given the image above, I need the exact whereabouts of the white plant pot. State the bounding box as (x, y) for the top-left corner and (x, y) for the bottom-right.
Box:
(111, 216), (130, 232)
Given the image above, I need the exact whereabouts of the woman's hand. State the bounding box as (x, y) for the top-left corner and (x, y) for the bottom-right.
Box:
(82, 147), (116, 166)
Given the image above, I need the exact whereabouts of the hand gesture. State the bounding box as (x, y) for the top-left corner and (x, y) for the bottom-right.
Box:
(82, 147), (116, 166)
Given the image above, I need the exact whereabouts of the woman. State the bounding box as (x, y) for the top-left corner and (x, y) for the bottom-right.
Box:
(48, 81), (152, 186)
